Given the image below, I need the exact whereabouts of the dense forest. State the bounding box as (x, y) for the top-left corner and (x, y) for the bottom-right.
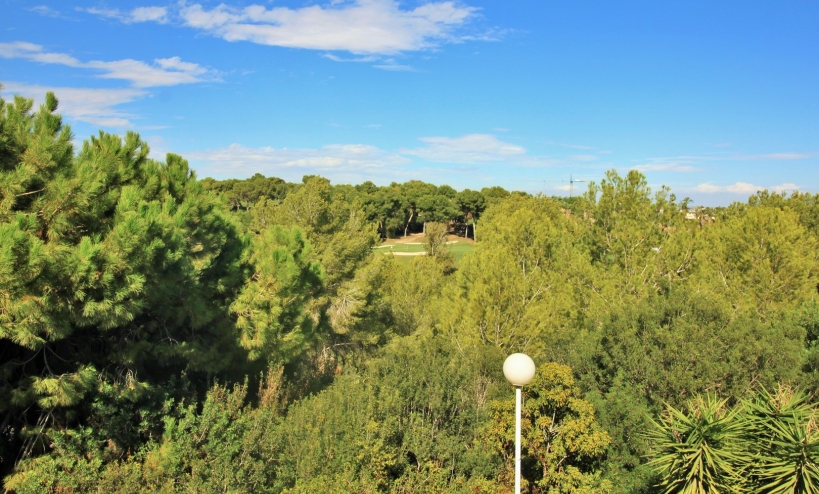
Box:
(2, 91), (819, 493)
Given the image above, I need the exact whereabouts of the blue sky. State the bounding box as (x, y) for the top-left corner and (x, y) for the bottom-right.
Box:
(1, 0), (817, 205)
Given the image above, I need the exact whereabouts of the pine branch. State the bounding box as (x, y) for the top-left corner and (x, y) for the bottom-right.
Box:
(15, 188), (45, 197)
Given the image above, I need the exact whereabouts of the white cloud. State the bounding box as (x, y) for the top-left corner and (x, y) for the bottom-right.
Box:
(401, 134), (526, 164)
(695, 182), (801, 194)
(131, 7), (169, 23)
(83, 6), (169, 24)
(569, 154), (598, 162)
(544, 141), (596, 150)
(636, 151), (817, 175)
(88, 57), (208, 87)
(772, 183), (800, 193)
(0, 42), (41, 58)
(185, 143), (411, 179)
(179, 0), (477, 55)
(643, 152), (817, 166)
(1, 82), (146, 127)
(322, 53), (378, 63)
(634, 163), (699, 172)
(373, 61), (414, 71)
(0, 42), (211, 87)
(29, 5), (63, 18)
(144, 135), (170, 160)
(323, 54), (415, 71)
(744, 152), (816, 160)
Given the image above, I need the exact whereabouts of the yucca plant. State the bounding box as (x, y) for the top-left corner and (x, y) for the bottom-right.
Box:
(646, 395), (746, 493)
(741, 386), (819, 493)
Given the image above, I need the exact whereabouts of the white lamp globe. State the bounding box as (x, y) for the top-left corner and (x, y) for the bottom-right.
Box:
(503, 353), (536, 386)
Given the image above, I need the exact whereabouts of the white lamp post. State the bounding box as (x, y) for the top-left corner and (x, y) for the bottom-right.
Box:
(503, 353), (536, 494)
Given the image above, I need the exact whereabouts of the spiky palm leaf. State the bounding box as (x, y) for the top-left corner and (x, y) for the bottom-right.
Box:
(741, 386), (819, 494)
(646, 395), (746, 494)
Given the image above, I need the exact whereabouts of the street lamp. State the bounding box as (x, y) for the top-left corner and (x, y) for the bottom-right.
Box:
(503, 353), (536, 494)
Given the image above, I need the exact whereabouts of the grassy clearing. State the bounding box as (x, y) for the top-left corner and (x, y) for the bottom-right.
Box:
(373, 238), (475, 266)
(373, 243), (426, 253)
(448, 242), (475, 265)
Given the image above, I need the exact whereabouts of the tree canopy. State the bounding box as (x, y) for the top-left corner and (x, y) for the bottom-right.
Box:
(3, 87), (819, 493)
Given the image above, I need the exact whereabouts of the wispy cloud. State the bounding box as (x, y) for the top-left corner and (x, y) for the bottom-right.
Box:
(144, 135), (170, 160)
(0, 41), (213, 128)
(171, 137), (603, 189)
(569, 154), (598, 162)
(0, 41), (213, 87)
(178, 0), (479, 55)
(544, 141), (597, 150)
(82, 6), (169, 24)
(401, 134), (527, 164)
(186, 143), (411, 180)
(29, 5), (65, 18)
(771, 183), (801, 193)
(322, 53), (378, 63)
(634, 163), (699, 172)
(324, 53), (413, 71)
(0, 82), (146, 127)
(745, 152), (817, 160)
(696, 182), (801, 194)
(636, 151), (817, 174)
(373, 60), (414, 71)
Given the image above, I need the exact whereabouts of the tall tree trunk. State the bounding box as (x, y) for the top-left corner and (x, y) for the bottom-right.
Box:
(473, 220), (477, 242)
(404, 209), (414, 237)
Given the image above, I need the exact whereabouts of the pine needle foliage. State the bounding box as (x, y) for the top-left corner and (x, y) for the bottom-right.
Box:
(0, 90), (248, 472)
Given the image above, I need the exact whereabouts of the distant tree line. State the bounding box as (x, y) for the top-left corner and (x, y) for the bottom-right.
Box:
(201, 173), (522, 241)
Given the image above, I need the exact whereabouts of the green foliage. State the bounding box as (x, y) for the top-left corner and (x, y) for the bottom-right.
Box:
(0, 89), (322, 481)
(4, 88), (819, 494)
(741, 386), (819, 493)
(588, 287), (804, 408)
(647, 386), (819, 494)
(0, 90), (248, 468)
(748, 190), (819, 238)
(255, 175), (378, 287)
(418, 193), (459, 225)
(201, 173), (289, 212)
(423, 221), (450, 259)
(480, 186), (511, 208)
(4, 367), (286, 493)
(382, 255), (449, 336)
(443, 194), (587, 353)
(647, 395), (745, 493)
(482, 362), (612, 493)
(255, 336), (505, 492)
(695, 205), (818, 315)
(455, 189), (487, 239)
(231, 225), (324, 362)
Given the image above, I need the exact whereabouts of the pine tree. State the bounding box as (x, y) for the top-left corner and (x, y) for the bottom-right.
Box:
(0, 90), (247, 473)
